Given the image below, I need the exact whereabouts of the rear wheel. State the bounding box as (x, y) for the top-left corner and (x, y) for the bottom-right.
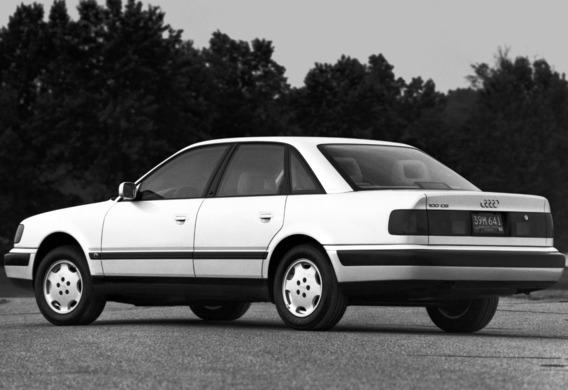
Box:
(189, 302), (251, 321)
(274, 244), (347, 331)
(426, 296), (499, 333)
(34, 245), (106, 325)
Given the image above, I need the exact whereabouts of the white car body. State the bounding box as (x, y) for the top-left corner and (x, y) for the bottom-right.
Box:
(4, 137), (566, 331)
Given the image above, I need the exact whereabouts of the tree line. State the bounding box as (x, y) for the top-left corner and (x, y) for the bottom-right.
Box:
(1, 0), (567, 253)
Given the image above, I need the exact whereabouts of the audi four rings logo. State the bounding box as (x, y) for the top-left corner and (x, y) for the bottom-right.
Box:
(480, 199), (500, 208)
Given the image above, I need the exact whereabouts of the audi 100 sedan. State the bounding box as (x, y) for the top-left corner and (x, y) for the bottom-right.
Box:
(4, 137), (566, 332)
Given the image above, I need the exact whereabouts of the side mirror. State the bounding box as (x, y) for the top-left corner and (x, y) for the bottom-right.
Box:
(118, 182), (137, 201)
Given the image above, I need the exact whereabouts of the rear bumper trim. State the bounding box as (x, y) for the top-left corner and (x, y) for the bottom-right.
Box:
(337, 249), (566, 268)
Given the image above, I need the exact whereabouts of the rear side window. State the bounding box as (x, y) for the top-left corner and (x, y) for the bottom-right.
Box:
(320, 144), (479, 191)
(290, 150), (319, 194)
(217, 144), (285, 197)
(138, 145), (228, 200)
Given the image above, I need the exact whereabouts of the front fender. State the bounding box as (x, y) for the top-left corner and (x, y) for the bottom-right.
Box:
(14, 200), (116, 276)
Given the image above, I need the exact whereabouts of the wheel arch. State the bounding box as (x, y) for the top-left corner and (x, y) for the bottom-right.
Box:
(265, 234), (326, 302)
(33, 233), (83, 281)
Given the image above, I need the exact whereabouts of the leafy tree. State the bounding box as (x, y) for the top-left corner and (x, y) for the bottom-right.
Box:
(0, 2), (71, 253)
(291, 55), (377, 138)
(198, 31), (290, 139)
(396, 77), (447, 154)
(0, 0), (201, 252)
(443, 88), (479, 127)
(454, 52), (568, 250)
(1, 0), (201, 196)
(289, 54), (445, 144)
(35, 0), (200, 195)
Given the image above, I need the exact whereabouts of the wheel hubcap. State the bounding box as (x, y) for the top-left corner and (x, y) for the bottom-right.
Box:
(43, 260), (83, 314)
(282, 259), (322, 317)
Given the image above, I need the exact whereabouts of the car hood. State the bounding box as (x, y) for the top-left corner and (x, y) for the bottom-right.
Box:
(16, 200), (116, 249)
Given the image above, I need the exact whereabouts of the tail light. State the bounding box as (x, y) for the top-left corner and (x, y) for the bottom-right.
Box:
(388, 210), (427, 235)
(508, 213), (551, 238)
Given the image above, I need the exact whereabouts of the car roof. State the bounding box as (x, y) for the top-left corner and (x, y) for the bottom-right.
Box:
(187, 136), (411, 150)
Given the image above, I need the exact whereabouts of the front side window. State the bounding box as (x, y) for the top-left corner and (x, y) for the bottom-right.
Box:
(138, 145), (228, 200)
(320, 144), (479, 191)
(217, 144), (285, 197)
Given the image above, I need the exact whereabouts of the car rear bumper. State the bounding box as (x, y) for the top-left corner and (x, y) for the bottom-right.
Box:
(325, 245), (565, 301)
(325, 245), (566, 284)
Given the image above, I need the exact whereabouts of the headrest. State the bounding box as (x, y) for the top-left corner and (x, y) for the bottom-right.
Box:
(391, 160), (430, 185)
(237, 171), (276, 196)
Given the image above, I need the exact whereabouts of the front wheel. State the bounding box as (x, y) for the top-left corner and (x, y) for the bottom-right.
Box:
(34, 245), (106, 325)
(273, 244), (347, 331)
(426, 296), (499, 333)
(189, 302), (251, 321)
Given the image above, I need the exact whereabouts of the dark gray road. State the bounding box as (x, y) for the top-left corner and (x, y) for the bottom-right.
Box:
(1, 294), (567, 390)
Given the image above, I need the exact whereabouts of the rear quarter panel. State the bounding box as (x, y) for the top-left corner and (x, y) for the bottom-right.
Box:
(264, 191), (429, 278)
(279, 191), (428, 245)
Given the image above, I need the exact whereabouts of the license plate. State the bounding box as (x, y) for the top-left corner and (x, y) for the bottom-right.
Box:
(472, 212), (505, 235)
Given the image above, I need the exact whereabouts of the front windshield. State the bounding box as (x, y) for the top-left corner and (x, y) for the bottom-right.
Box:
(320, 144), (479, 191)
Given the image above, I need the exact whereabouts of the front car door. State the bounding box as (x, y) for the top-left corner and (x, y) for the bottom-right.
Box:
(194, 143), (287, 278)
(100, 144), (229, 277)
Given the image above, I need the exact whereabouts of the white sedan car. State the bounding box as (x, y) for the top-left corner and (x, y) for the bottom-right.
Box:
(4, 137), (565, 332)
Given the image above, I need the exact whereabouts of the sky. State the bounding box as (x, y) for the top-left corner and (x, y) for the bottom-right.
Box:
(1, 0), (567, 92)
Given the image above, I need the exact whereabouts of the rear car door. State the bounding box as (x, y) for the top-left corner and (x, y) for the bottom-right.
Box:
(194, 143), (287, 278)
(100, 145), (229, 277)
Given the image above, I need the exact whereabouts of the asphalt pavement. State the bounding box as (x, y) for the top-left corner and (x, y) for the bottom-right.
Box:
(1, 294), (567, 390)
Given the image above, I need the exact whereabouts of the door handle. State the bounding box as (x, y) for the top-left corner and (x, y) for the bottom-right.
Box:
(175, 216), (187, 225)
(259, 212), (273, 222)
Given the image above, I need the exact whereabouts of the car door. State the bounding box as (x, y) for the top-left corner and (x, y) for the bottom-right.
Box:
(100, 144), (229, 277)
(194, 143), (287, 278)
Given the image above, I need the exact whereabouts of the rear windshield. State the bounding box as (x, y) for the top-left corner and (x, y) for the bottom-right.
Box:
(319, 144), (479, 191)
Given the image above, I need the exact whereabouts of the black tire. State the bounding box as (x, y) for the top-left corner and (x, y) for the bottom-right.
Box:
(426, 296), (499, 333)
(189, 301), (251, 321)
(273, 244), (347, 331)
(34, 245), (106, 326)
